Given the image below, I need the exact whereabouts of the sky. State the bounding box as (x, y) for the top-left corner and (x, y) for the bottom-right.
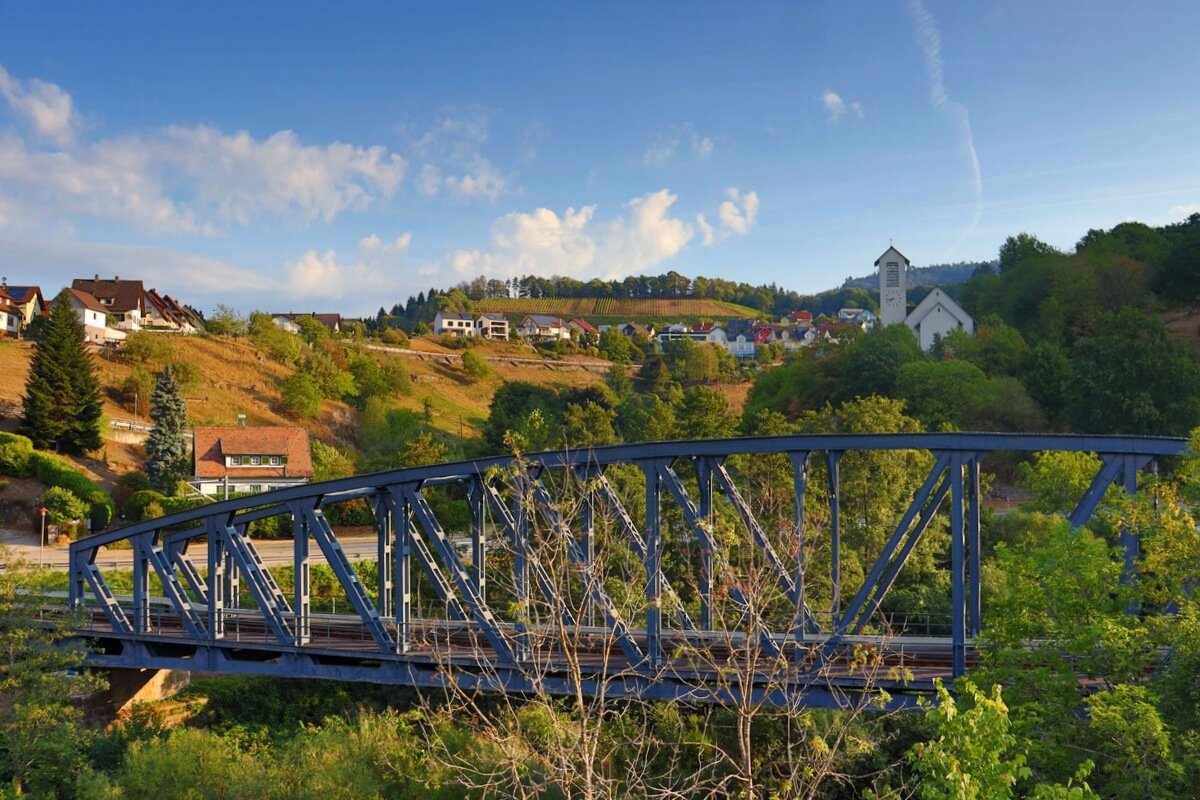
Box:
(0, 1), (1198, 316)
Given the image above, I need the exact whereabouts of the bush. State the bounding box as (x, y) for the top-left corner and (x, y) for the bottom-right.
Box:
(461, 349), (492, 382)
(282, 372), (323, 418)
(0, 431), (34, 477)
(41, 486), (89, 525)
(28, 451), (116, 530)
(125, 489), (168, 521)
(120, 331), (172, 365)
(379, 327), (409, 347)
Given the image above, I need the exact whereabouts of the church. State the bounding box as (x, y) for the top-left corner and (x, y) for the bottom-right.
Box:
(876, 246), (974, 350)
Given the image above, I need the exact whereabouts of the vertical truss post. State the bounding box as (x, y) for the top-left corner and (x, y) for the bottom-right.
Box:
(387, 486), (411, 654)
(967, 455), (982, 637)
(225, 548), (239, 610)
(132, 532), (150, 634)
(949, 452), (966, 677)
(512, 478), (532, 628)
(790, 451), (811, 637)
(577, 470), (596, 626)
(697, 457), (714, 630)
(206, 519), (226, 640)
(644, 461), (663, 669)
(825, 451), (843, 618)
(373, 493), (394, 619)
(293, 504), (310, 646)
(467, 482), (487, 599)
(1119, 455), (1140, 616)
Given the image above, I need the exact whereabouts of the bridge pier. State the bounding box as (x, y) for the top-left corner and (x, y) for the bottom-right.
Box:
(84, 668), (190, 726)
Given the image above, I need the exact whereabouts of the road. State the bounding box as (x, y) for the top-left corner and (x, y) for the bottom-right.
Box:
(0, 529), (387, 571)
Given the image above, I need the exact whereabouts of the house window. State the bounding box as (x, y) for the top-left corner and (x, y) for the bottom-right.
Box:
(251, 456), (261, 466)
(270, 456), (281, 466)
(249, 484), (262, 493)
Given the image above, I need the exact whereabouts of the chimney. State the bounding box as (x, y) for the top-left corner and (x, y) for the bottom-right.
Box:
(94, 273), (99, 283)
(237, 413), (246, 429)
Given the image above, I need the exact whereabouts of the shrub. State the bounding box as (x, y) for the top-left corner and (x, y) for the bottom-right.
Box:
(0, 431), (34, 477)
(125, 489), (168, 521)
(461, 349), (492, 383)
(379, 327), (409, 347)
(41, 486), (90, 525)
(282, 372), (323, 418)
(120, 331), (171, 365)
(28, 451), (115, 530)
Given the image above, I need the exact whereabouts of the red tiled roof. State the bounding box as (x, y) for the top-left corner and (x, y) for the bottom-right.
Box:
(72, 277), (145, 313)
(192, 427), (313, 479)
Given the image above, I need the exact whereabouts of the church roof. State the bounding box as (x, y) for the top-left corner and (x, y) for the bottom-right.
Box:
(904, 288), (972, 329)
(874, 246), (911, 266)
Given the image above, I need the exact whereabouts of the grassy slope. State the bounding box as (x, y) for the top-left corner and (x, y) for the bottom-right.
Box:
(473, 296), (763, 321)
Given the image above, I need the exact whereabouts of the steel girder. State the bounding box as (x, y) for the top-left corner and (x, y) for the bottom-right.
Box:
(67, 432), (1188, 707)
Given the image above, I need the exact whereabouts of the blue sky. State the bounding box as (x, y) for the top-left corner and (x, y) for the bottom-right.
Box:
(0, 1), (1198, 315)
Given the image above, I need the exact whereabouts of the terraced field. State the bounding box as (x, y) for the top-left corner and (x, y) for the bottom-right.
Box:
(474, 297), (762, 319)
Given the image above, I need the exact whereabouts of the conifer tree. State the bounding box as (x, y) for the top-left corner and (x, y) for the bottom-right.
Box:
(144, 363), (190, 493)
(20, 291), (103, 453)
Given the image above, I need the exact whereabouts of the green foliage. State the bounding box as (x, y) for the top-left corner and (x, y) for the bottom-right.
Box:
(249, 311), (303, 363)
(40, 484), (89, 524)
(999, 232), (1063, 273)
(379, 326), (409, 346)
(28, 450), (115, 529)
(460, 348), (491, 382)
(0, 431), (34, 477)
(281, 372), (323, 418)
(348, 353), (410, 403)
(120, 365), (156, 414)
(120, 330), (171, 365)
(673, 386), (736, 439)
(145, 364), (191, 493)
(125, 489), (169, 521)
(1017, 451), (1103, 513)
(483, 382), (561, 452)
(20, 290), (104, 454)
(598, 326), (635, 363)
(311, 440), (356, 481)
(205, 304), (249, 337)
(301, 348), (357, 400)
(562, 400), (617, 448)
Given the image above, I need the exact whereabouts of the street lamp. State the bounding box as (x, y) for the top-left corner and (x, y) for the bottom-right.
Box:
(38, 506), (47, 569)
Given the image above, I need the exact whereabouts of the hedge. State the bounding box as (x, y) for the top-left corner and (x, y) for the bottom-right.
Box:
(125, 489), (208, 522)
(0, 431), (34, 477)
(28, 451), (116, 531)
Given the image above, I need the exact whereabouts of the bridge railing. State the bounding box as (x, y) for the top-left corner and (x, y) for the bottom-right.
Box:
(67, 432), (1187, 708)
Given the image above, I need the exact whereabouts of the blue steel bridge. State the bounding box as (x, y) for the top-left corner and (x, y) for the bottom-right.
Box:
(68, 433), (1188, 711)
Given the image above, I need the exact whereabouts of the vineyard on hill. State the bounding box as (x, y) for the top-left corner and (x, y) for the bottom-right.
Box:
(474, 296), (763, 320)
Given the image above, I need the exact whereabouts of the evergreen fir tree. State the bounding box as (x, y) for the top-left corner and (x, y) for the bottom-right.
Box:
(144, 363), (190, 493)
(20, 290), (104, 453)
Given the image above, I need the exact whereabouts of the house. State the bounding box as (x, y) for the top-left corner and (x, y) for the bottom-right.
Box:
(144, 289), (199, 332)
(272, 312), (343, 334)
(621, 322), (656, 339)
(434, 311), (477, 338)
(1, 282), (43, 325)
(66, 288), (126, 345)
(904, 288), (975, 351)
(788, 310), (814, 327)
(837, 308), (878, 330)
(72, 276), (146, 331)
(0, 287), (20, 337)
(568, 318), (599, 340)
(191, 426), (313, 498)
(476, 314), (510, 340)
(727, 333), (757, 360)
(518, 314), (570, 340)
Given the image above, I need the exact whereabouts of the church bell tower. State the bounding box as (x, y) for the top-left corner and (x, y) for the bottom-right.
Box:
(876, 246), (909, 327)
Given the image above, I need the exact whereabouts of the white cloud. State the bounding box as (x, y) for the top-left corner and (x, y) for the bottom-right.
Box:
(696, 212), (715, 246)
(0, 66), (80, 146)
(718, 187), (759, 235)
(907, 0), (984, 251)
(407, 107), (508, 200)
(284, 231), (411, 302)
(822, 90), (846, 122)
(428, 189), (699, 282)
(0, 65), (407, 235)
(642, 122), (715, 166)
(822, 90), (863, 123)
(1170, 203), (1200, 217)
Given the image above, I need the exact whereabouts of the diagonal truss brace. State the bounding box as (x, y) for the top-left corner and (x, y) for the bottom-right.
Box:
(591, 472), (697, 632)
(140, 539), (206, 639)
(657, 461), (784, 660)
(79, 558), (132, 633)
(837, 453), (952, 637)
(481, 482), (577, 628)
(164, 539), (208, 606)
(405, 486), (517, 665)
(387, 487), (468, 623)
(530, 482), (645, 664)
(215, 519), (294, 645)
(710, 460), (821, 633)
(303, 506), (395, 654)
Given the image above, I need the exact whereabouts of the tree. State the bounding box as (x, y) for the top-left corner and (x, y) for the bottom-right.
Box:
(205, 304), (248, 337)
(144, 364), (191, 493)
(999, 233), (1061, 273)
(282, 372), (323, 419)
(20, 290), (104, 454)
(461, 349), (492, 383)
